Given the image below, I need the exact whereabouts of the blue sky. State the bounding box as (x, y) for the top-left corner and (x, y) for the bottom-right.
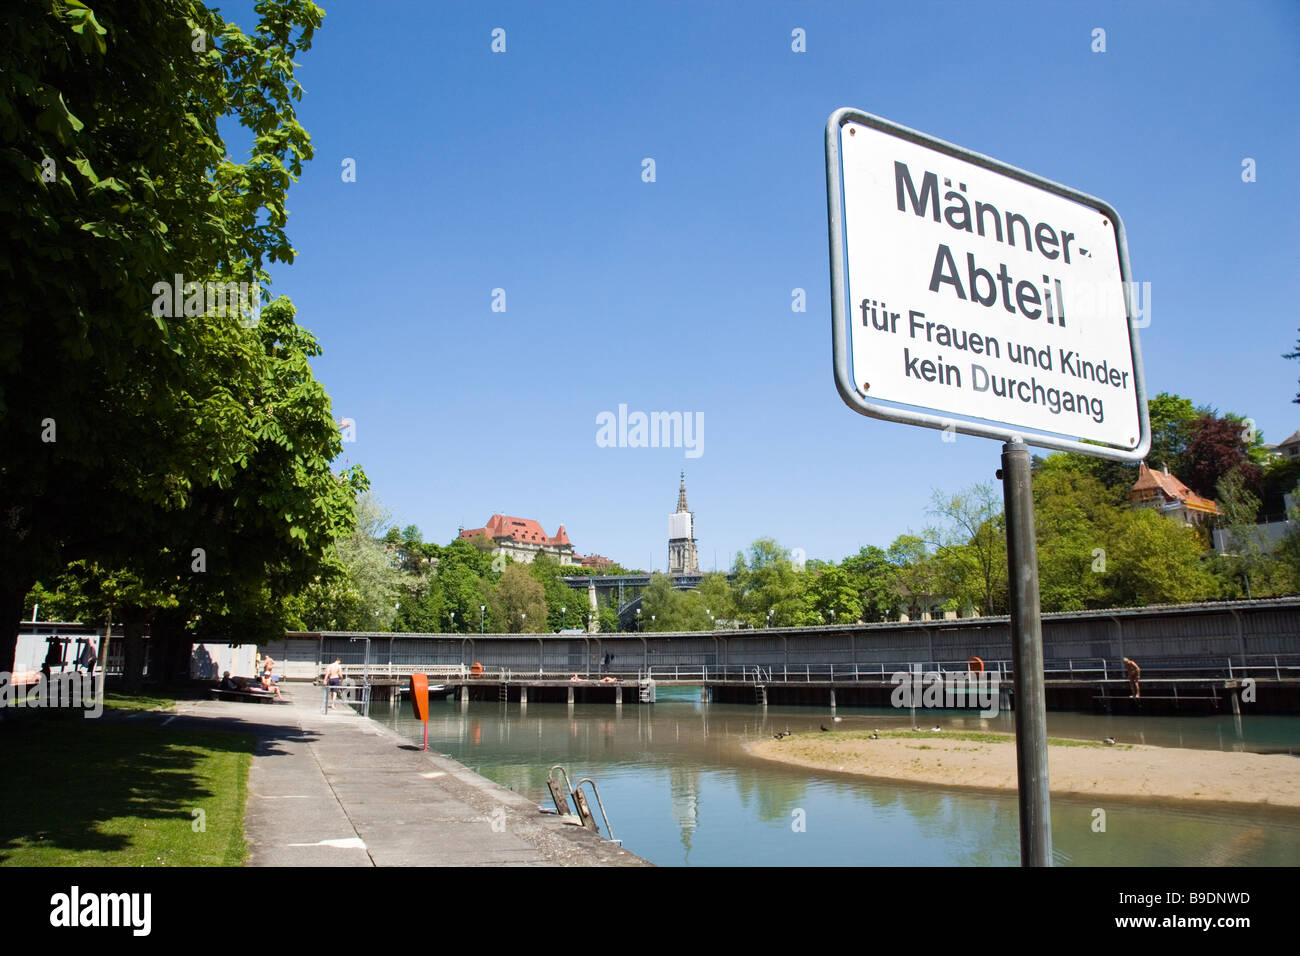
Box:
(233, 0), (1300, 570)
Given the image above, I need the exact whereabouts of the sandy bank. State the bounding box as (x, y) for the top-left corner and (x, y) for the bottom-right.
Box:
(747, 731), (1300, 808)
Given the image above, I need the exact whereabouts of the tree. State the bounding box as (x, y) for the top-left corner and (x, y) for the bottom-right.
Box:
(1260, 456), (1300, 521)
(838, 546), (897, 622)
(1105, 509), (1216, 606)
(1, 1), (328, 671)
(694, 572), (737, 625)
(925, 484), (1006, 615)
(1032, 457), (1124, 611)
(1146, 393), (1202, 480)
(1184, 415), (1262, 504)
(329, 492), (402, 631)
(24, 295), (364, 682)
(1042, 392), (1201, 491)
(434, 561), (492, 634)
(1272, 497), (1300, 595)
(596, 603), (620, 634)
(886, 535), (940, 619)
(803, 563), (863, 624)
(730, 539), (811, 627)
(640, 572), (711, 631)
(157, 297), (364, 664)
(1213, 467), (1266, 598)
(526, 553), (583, 631)
(488, 564), (546, 633)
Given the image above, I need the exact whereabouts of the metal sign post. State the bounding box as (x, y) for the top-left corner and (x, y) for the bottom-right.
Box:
(826, 108), (1150, 867)
(999, 439), (1051, 866)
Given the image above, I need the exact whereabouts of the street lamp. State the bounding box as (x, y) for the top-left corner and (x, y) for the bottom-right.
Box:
(561, 606), (566, 633)
(449, 610), (455, 633)
(521, 612), (526, 633)
(480, 604), (486, 633)
(636, 607), (642, 632)
(768, 607), (775, 628)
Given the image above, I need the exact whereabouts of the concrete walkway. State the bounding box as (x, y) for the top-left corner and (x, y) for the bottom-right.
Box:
(158, 685), (649, 867)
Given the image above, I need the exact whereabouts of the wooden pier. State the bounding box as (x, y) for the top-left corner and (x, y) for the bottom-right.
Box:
(343, 661), (1300, 715)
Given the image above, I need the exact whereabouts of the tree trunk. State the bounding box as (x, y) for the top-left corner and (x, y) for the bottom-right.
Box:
(151, 611), (190, 683)
(97, 619), (113, 707)
(170, 634), (190, 682)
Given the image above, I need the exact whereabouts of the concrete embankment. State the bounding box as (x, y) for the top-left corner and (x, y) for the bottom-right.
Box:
(155, 683), (650, 866)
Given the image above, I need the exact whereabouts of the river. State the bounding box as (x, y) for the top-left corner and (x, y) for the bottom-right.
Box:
(368, 688), (1300, 866)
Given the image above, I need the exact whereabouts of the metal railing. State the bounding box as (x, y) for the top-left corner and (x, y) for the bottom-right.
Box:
(321, 682), (371, 717)
(334, 663), (468, 680)
(326, 654), (1300, 686)
(639, 662), (1016, 683)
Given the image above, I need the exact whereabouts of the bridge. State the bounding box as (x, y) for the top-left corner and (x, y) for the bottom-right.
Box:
(560, 572), (711, 625)
(273, 597), (1300, 715)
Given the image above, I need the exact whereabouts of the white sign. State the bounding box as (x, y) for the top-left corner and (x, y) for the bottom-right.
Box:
(827, 109), (1149, 459)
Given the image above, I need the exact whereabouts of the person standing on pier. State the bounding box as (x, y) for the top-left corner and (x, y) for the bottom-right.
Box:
(1123, 658), (1141, 699)
(325, 658), (343, 709)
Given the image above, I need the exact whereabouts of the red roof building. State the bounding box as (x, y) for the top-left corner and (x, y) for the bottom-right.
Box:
(1129, 462), (1221, 526)
(459, 514), (577, 565)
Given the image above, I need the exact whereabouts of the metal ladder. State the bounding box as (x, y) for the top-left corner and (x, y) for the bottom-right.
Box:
(638, 678), (656, 703)
(498, 682), (508, 702)
(547, 766), (619, 844)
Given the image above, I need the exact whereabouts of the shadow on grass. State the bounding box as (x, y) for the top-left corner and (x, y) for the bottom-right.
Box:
(0, 706), (317, 864)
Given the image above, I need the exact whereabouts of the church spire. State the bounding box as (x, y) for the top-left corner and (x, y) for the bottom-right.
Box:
(668, 471), (699, 575)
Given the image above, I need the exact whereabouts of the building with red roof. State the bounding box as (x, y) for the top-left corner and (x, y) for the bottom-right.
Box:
(458, 514), (578, 565)
(1129, 462), (1221, 526)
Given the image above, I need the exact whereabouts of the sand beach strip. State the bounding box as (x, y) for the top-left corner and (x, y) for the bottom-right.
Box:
(748, 730), (1300, 808)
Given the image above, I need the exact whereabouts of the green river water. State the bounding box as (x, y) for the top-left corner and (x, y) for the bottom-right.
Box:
(368, 689), (1300, 867)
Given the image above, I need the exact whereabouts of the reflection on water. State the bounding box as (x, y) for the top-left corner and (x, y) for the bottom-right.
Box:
(369, 689), (1300, 867)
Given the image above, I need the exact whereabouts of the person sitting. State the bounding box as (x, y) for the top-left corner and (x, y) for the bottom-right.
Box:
(220, 671), (238, 692)
(78, 641), (98, 678)
(259, 672), (282, 699)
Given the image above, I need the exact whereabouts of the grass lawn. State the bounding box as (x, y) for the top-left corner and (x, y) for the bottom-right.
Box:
(104, 689), (178, 712)
(0, 714), (253, 866)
